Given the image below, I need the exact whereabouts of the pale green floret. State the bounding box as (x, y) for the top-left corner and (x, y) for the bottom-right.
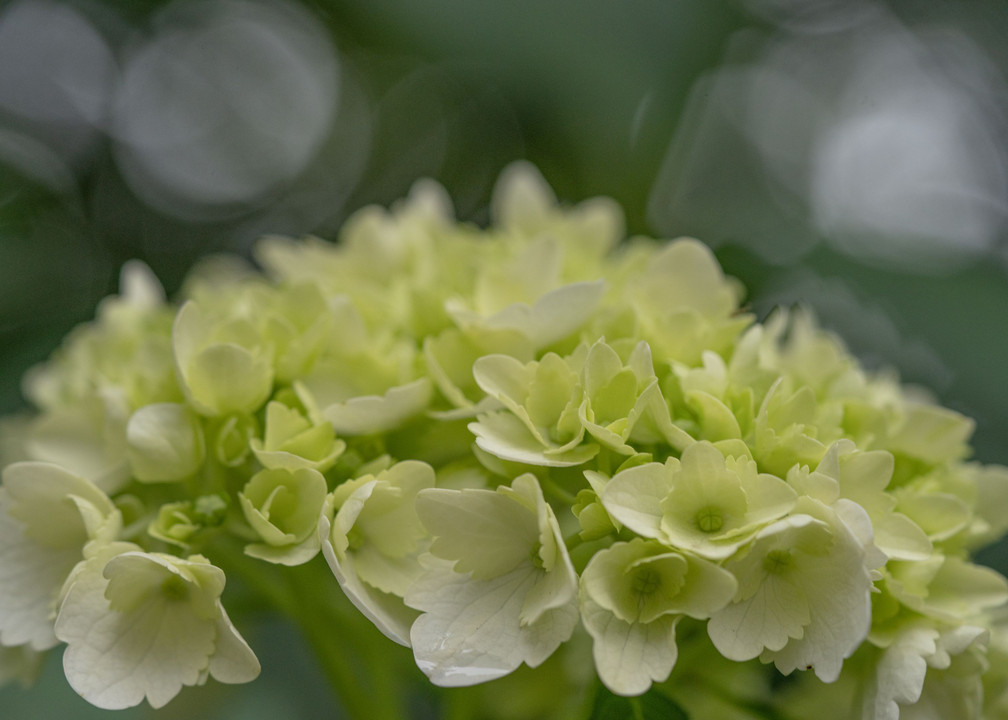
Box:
(406, 474), (578, 687)
(490, 161), (623, 280)
(211, 413), (259, 468)
(294, 311), (434, 434)
(126, 403), (205, 482)
(626, 239), (750, 366)
(149, 502), (200, 547)
(469, 350), (598, 467)
(753, 378), (839, 478)
(883, 554), (1008, 624)
(886, 403), (975, 466)
(423, 325), (533, 416)
(328, 378), (435, 436)
(573, 489), (618, 541)
(3, 462), (120, 549)
(601, 441), (797, 560)
(256, 282), (333, 383)
(810, 441), (932, 562)
(256, 179), (476, 338)
(862, 621), (991, 720)
(582, 540), (736, 626)
(320, 461), (435, 646)
(449, 276), (607, 352)
(951, 464), (1008, 550)
(172, 301), (274, 418)
(249, 401), (345, 472)
(579, 539), (736, 695)
(669, 350), (756, 444)
(22, 261), (179, 414)
(55, 547), (259, 710)
(708, 498), (878, 682)
(447, 173), (616, 346)
(0, 463), (121, 651)
(577, 339), (689, 454)
(239, 467), (327, 565)
(148, 495), (228, 549)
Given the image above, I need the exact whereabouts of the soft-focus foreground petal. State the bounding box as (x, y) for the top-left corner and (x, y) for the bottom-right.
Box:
(0, 463), (120, 650)
(55, 548), (258, 709)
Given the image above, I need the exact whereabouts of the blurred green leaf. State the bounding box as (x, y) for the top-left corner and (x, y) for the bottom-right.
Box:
(589, 687), (689, 720)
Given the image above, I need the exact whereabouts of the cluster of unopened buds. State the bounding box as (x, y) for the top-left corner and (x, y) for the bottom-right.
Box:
(2, 163), (1007, 719)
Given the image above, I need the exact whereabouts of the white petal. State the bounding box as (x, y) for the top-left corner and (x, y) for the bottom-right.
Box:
(0, 505), (73, 649)
(56, 560), (216, 709)
(581, 596), (679, 696)
(469, 412), (598, 468)
(708, 574), (808, 661)
(415, 487), (536, 579)
(319, 512), (416, 647)
(863, 627), (937, 720)
(323, 378), (432, 435)
(207, 604), (261, 685)
(600, 462), (673, 539)
(406, 558), (578, 687)
(482, 281), (606, 349)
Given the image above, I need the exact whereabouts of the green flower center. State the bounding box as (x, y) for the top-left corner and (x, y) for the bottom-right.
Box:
(695, 506), (724, 533)
(161, 574), (190, 602)
(631, 568), (662, 597)
(763, 549), (793, 574)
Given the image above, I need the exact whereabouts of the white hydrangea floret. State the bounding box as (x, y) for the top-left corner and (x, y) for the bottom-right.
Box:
(578, 339), (692, 454)
(0, 462), (120, 650)
(249, 400), (345, 472)
(707, 497), (877, 681)
(405, 473), (578, 686)
(469, 350), (598, 467)
(238, 467), (329, 566)
(601, 441), (797, 560)
(55, 545), (259, 709)
(580, 538), (737, 695)
(863, 622), (986, 720)
(172, 301), (274, 417)
(320, 460), (434, 646)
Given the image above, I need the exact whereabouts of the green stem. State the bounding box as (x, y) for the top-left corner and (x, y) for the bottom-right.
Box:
(212, 539), (410, 720)
(544, 477), (579, 505)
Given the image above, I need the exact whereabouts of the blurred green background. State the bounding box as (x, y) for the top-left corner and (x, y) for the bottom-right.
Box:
(1, 0), (1006, 716)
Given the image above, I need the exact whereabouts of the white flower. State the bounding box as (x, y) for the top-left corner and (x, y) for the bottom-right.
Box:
(239, 466), (328, 565)
(469, 350), (598, 467)
(601, 441), (797, 560)
(864, 622), (989, 720)
(320, 460), (434, 646)
(707, 497), (876, 681)
(405, 474), (578, 686)
(55, 545), (259, 709)
(579, 538), (737, 695)
(0, 462), (120, 650)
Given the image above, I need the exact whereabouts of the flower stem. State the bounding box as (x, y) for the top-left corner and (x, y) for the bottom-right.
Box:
(212, 539), (412, 720)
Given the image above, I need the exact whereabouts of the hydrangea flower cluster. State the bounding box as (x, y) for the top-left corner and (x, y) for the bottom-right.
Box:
(2, 163), (1008, 718)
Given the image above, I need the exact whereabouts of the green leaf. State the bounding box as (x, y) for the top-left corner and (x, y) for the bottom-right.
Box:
(589, 685), (689, 720)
